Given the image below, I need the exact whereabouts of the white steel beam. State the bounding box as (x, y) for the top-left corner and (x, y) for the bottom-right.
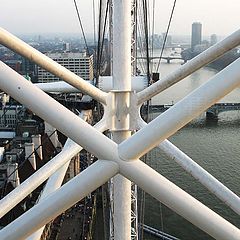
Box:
(0, 62), (117, 160)
(35, 76), (148, 93)
(137, 29), (240, 104)
(118, 159), (240, 240)
(119, 57), (240, 160)
(112, 0), (131, 92)
(112, 134), (131, 240)
(0, 160), (119, 240)
(0, 118), (107, 218)
(0, 28), (107, 104)
(34, 81), (82, 93)
(158, 139), (240, 215)
(26, 161), (70, 240)
(139, 120), (240, 215)
(112, 0), (132, 239)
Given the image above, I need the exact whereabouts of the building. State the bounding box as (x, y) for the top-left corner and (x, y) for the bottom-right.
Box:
(162, 33), (172, 46)
(63, 42), (71, 52)
(191, 22), (202, 50)
(150, 34), (161, 48)
(210, 34), (218, 46)
(4, 60), (22, 73)
(38, 52), (94, 83)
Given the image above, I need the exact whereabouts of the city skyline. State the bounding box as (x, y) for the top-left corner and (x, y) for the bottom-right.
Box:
(0, 0), (239, 37)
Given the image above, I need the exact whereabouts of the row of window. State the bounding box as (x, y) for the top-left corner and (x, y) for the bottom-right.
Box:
(52, 59), (92, 62)
(0, 114), (16, 119)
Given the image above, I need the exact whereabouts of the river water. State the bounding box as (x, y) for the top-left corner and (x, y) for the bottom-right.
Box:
(140, 55), (240, 240)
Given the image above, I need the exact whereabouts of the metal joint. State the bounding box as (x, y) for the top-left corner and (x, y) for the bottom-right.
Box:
(105, 91), (138, 131)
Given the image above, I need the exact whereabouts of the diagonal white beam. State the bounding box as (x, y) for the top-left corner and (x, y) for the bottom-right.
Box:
(158, 139), (240, 215)
(118, 159), (240, 240)
(138, 119), (240, 215)
(26, 111), (104, 240)
(137, 29), (240, 104)
(119, 57), (240, 160)
(0, 61), (117, 160)
(0, 28), (107, 104)
(35, 76), (148, 93)
(0, 117), (107, 218)
(0, 160), (119, 240)
(26, 162), (70, 240)
(34, 81), (82, 93)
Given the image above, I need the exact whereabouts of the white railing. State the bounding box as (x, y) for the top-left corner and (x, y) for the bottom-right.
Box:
(0, 0), (240, 240)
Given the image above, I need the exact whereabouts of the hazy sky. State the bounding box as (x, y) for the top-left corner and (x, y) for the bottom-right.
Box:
(0, 0), (239, 37)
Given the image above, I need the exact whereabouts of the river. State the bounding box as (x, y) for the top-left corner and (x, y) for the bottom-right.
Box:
(139, 55), (240, 240)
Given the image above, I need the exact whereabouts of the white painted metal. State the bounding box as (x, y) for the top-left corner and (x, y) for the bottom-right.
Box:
(137, 29), (240, 104)
(112, 134), (132, 240)
(111, 0), (132, 239)
(112, 0), (131, 92)
(119, 57), (240, 160)
(35, 77), (147, 94)
(118, 159), (240, 240)
(131, 182), (138, 240)
(35, 81), (82, 93)
(0, 27), (107, 104)
(0, 160), (119, 240)
(0, 118), (107, 218)
(130, 2), (139, 239)
(26, 161), (70, 240)
(0, 61), (117, 160)
(98, 76), (147, 92)
(0, 6), (239, 240)
(139, 120), (240, 215)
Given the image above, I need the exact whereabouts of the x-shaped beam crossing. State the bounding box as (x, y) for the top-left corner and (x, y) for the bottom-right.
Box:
(0, 27), (240, 240)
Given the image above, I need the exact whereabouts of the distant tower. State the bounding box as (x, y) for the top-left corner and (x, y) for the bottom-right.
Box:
(162, 32), (172, 46)
(191, 22), (202, 50)
(63, 42), (71, 52)
(210, 34), (217, 46)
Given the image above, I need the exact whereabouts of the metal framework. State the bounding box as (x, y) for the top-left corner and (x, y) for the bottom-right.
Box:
(0, 1), (240, 240)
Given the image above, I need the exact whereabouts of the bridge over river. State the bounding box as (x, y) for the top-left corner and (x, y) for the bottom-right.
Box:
(137, 56), (186, 63)
(143, 103), (240, 119)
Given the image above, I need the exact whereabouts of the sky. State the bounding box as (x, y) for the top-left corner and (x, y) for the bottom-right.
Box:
(0, 0), (239, 37)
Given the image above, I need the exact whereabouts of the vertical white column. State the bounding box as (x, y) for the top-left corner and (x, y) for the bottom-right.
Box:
(112, 1), (132, 239)
(113, 133), (131, 240)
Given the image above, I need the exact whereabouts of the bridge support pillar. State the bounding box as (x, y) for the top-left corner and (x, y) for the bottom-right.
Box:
(206, 111), (218, 120)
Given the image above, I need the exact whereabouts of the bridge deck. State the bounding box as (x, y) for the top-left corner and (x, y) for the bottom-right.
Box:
(145, 103), (240, 114)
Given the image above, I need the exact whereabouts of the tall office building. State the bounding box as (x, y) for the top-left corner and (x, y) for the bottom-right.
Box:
(38, 52), (94, 83)
(191, 22), (202, 50)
